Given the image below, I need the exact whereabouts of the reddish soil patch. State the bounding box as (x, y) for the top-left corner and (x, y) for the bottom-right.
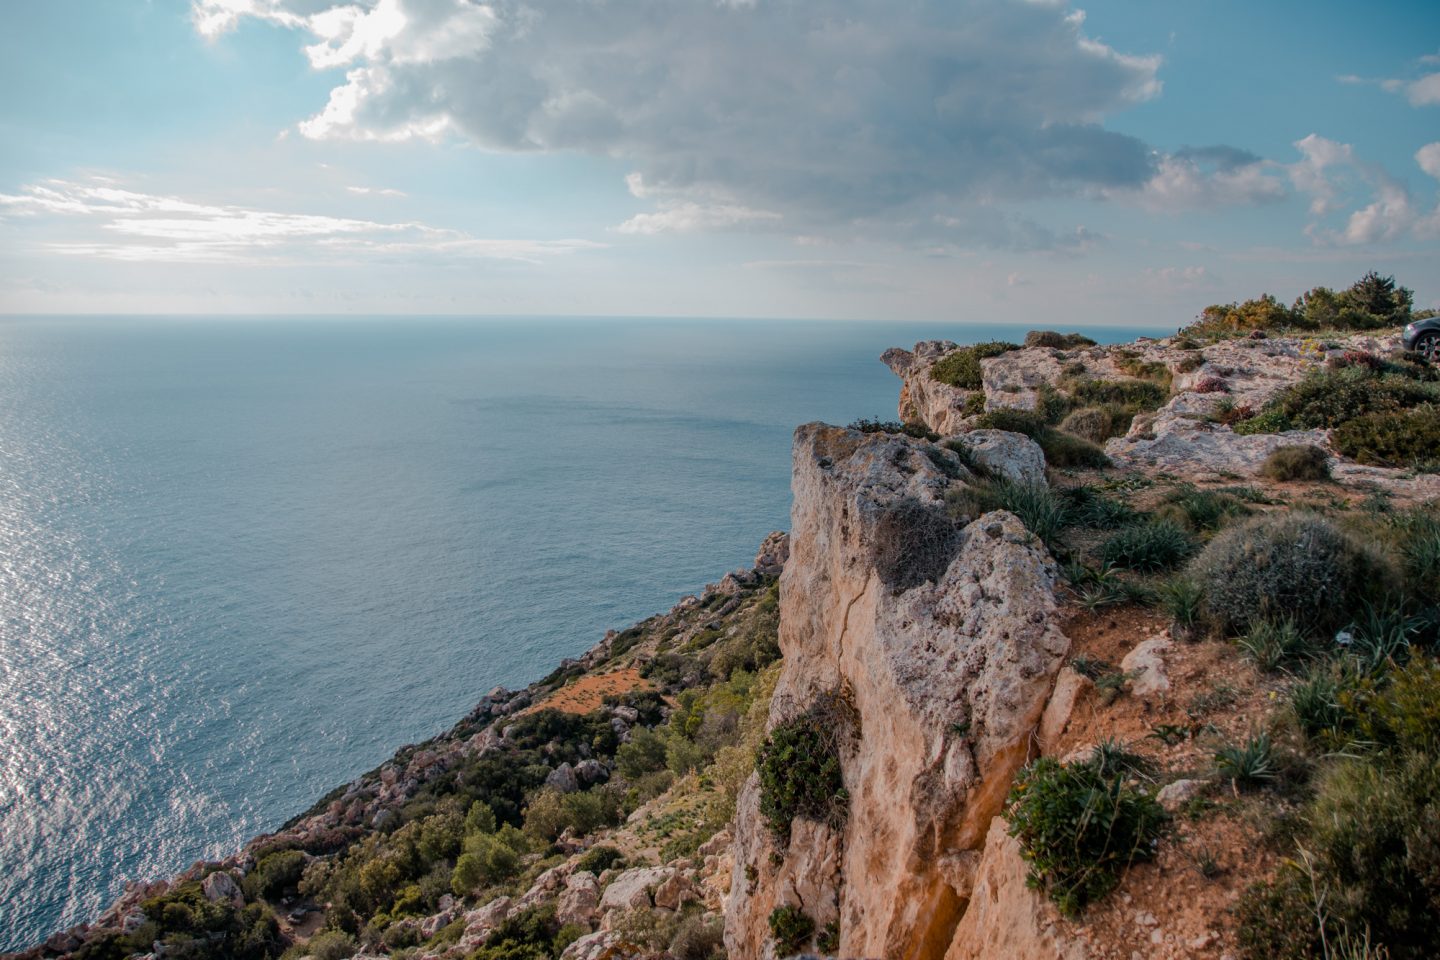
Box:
(1045, 602), (1295, 958)
(520, 666), (654, 716)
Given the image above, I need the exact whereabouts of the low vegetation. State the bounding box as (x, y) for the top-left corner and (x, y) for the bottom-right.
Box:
(1006, 746), (1167, 917)
(930, 340), (1021, 389)
(756, 692), (852, 839)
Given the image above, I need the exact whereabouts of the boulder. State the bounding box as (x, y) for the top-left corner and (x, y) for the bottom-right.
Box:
(200, 870), (243, 908)
(1156, 778), (1209, 812)
(599, 866), (673, 916)
(546, 762), (580, 794)
(557, 871), (602, 927)
(1121, 636), (1171, 697)
(953, 429), (1047, 486)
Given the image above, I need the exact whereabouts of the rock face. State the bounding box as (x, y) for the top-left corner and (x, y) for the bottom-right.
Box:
(882, 341), (970, 435)
(953, 429), (1047, 486)
(944, 817), (1088, 960)
(724, 423), (1070, 960)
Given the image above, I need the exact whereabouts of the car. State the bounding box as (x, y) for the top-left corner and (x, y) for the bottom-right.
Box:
(1402, 315), (1440, 360)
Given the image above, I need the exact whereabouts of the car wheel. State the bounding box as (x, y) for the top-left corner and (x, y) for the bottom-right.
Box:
(1419, 332), (1439, 362)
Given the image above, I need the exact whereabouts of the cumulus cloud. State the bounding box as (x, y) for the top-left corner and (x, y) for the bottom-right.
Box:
(0, 178), (601, 263)
(1285, 136), (1440, 245)
(1118, 145), (1285, 211)
(193, 0), (1167, 242)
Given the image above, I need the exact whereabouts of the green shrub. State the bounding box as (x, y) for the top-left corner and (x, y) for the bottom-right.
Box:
(575, 844), (625, 875)
(471, 905), (565, 960)
(1099, 521), (1194, 572)
(946, 479), (1068, 546)
(522, 786), (622, 842)
(1025, 330), (1097, 349)
(243, 850), (306, 902)
(1069, 378), (1168, 413)
(1038, 429), (1111, 469)
(1189, 513), (1380, 636)
(756, 696), (850, 839)
(1006, 753), (1167, 916)
(1289, 662), (1354, 743)
(1332, 406), (1440, 470)
(768, 905), (815, 955)
(872, 496), (961, 592)
(1160, 577), (1204, 630)
(1339, 656), (1440, 754)
(1059, 406), (1124, 444)
(1060, 485), (1139, 527)
(303, 931), (357, 960)
(1214, 733), (1275, 789)
(974, 406), (1047, 438)
(1236, 618), (1312, 673)
(615, 726), (669, 779)
(931, 341), (1021, 389)
(1268, 368), (1437, 430)
(848, 417), (940, 442)
(451, 830), (524, 894)
(669, 914), (725, 960)
(1236, 750), (1440, 960)
(1258, 444), (1331, 481)
(1151, 487), (1249, 532)
(1232, 408), (1294, 435)
(1183, 293), (1300, 338)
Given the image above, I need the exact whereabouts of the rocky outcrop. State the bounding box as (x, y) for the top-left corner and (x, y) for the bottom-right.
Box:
(882, 341), (971, 435)
(944, 817), (1087, 960)
(725, 423), (1070, 960)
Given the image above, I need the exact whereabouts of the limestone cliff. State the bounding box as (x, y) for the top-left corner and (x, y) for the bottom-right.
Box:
(724, 424), (1069, 960)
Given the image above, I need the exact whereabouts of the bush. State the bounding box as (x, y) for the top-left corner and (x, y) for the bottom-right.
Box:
(768, 905), (815, 955)
(1264, 368), (1437, 430)
(1236, 618), (1312, 673)
(1214, 733), (1275, 789)
(1025, 329), (1097, 349)
(974, 406), (1047, 438)
(931, 341), (1021, 389)
(522, 786), (622, 842)
(1150, 487), (1249, 532)
(1236, 750), (1440, 960)
(1038, 429), (1111, 469)
(1059, 406), (1124, 444)
(1184, 293), (1299, 338)
(669, 914), (725, 960)
(1332, 406), (1440, 470)
(575, 844), (625, 875)
(1006, 752), (1167, 916)
(849, 417), (939, 442)
(1339, 656), (1440, 754)
(243, 850), (307, 902)
(946, 479), (1068, 546)
(1099, 521), (1194, 572)
(451, 830), (524, 894)
(304, 931), (357, 960)
(1069, 378), (1168, 413)
(1189, 513), (1379, 636)
(756, 696), (850, 839)
(1258, 444), (1331, 482)
(872, 496), (961, 592)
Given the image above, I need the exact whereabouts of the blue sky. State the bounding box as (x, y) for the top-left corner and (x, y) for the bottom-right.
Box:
(1, 0), (1437, 323)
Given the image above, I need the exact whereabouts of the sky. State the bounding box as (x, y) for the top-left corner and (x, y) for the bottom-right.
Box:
(1, 0), (1437, 324)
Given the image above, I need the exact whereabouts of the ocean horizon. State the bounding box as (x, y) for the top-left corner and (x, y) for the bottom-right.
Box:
(0, 316), (1162, 949)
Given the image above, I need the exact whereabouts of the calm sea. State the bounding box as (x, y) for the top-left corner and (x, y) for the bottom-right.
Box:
(0, 316), (1157, 948)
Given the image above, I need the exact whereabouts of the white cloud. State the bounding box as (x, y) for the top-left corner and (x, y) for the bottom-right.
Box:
(0, 178), (601, 263)
(1119, 147), (1285, 212)
(1285, 135), (1440, 245)
(1407, 72), (1440, 106)
(346, 185), (407, 197)
(1417, 142), (1440, 180)
(193, 0), (1166, 244)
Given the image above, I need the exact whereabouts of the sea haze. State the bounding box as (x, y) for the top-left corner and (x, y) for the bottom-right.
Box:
(0, 316), (1158, 947)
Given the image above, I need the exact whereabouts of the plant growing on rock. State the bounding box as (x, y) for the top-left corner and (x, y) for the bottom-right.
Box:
(1025, 330), (1097, 349)
(930, 341), (1021, 389)
(1259, 444), (1331, 482)
(1188, 513), (1382, 636)
(872, 496), (961, 592)
(768, 905), (816, 955)
(1332, 406), (1440, 470)
(1006, 751), (1167, 916)
(755, 693), (852, 839)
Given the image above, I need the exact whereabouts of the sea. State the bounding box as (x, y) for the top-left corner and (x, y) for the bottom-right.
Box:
(0, 316), (1159, 949)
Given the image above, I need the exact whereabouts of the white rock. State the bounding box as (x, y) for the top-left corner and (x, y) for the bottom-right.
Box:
(955, 429), (1047, 486)
(1121, 636), (1171, 697)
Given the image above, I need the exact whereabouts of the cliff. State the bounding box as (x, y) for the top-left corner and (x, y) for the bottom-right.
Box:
(14, 311), (1440, 960)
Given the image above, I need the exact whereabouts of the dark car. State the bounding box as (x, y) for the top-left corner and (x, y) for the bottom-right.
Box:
(1403, 316), (1440, 360)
